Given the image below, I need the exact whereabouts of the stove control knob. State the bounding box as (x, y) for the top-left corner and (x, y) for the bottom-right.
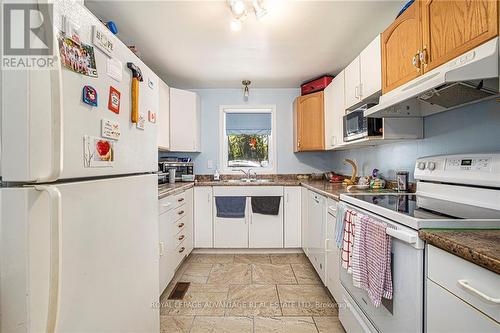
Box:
(417, 162), (426, 170)
(427, 162), (436, 171)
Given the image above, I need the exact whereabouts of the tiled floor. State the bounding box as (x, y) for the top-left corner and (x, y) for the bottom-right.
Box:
(159, 253), (345, 333)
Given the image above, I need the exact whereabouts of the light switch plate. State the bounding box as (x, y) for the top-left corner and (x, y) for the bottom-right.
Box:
(207, 160), (214, 169)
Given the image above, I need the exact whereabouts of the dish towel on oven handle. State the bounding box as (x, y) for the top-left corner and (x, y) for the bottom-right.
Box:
(341, 209), (356, 273)
(335, 202), (346, 249)
(351, 214), (368, 288)
(357, 216), (394, 307)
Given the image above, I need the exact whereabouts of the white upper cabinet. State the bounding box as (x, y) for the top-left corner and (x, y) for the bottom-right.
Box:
(324, 70), (345, 149)
(344, 57), (361, 110)
(344, 34), (382, 110)
(169, 88), (201, 152)
(157, 79), (170, 150)
(359, 34), (382, 101)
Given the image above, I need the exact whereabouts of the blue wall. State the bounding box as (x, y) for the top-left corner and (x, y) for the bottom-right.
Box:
(160, 89), (500, 178)
(330, 99), (500, 180)
(160, 88), (334, 174)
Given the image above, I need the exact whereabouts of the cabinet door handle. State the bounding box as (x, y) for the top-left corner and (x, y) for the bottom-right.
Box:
(178, 247), (185, 253)
(159, 241), (165, 256)
(178, 223), (185, 228)
(457, 280), (500, 304)
(178, 235), (185, 241)
(178, 210), (184, 215)
(420, 47), (428, 67)
(412, 50), (421, 71)
(297, 139), (301, 148)
(358, 83), (363, 99)
(178, 198), (184, 203)
(354, 85), (359, 98)
(325, 238), (332, 252)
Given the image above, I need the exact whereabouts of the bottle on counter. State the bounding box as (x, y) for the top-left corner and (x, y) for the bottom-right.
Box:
(213, 168), (220, 181)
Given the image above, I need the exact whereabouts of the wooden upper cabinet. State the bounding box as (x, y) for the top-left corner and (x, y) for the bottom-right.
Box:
(381, 0), (423, 94)
(293, 91), (325, 152)
(421, 0), (499, 73)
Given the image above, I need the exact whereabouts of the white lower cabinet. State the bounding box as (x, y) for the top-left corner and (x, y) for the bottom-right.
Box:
(325, 198), (341, 302)
(249, 197), (284, 248)
(214, 211), (248, 248)
(284, 186), (302, 248)
(194, 187), (213, 248)
(158, 187), (194, 295)
(307, 190), (326, 283)
(426, 245), (500, 332)
(301, 186), (310, 255)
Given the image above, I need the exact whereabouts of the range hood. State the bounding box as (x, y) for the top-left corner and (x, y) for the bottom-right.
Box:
(365, 37), (499, 118)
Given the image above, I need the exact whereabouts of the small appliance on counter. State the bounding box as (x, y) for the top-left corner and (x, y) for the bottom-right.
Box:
(343, 103), (383, 142)
(159, 159), (194, 182)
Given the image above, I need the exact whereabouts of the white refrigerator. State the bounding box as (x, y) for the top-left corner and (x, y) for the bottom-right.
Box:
(1, 1), (160, 332)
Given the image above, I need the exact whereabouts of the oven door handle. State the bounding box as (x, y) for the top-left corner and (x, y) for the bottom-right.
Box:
(386, 228), (418, 245)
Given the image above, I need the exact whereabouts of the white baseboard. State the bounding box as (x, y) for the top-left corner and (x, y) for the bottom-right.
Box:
(192, 248), (304, 254)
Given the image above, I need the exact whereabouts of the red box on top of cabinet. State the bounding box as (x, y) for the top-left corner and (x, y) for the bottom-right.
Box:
(301, 75), (334, 95)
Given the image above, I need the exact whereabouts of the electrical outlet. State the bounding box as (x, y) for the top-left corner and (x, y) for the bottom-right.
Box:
(207, 160), (214, 169)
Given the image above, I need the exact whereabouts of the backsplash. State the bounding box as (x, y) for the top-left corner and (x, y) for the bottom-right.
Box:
(330, 99), (500, 181)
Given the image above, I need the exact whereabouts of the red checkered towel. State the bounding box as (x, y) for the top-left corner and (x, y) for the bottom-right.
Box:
(358, 217), (393, 307)
(351, 215), (369, 288)
(341, 210), (356, 272)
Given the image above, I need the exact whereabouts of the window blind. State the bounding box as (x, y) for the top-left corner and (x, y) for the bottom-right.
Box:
(225, 112), (272, 135)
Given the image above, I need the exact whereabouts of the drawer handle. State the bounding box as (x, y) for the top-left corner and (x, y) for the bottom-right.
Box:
(177, 198), (184, 203)
(178, 223), (185, 228)
(159, 241), (164, 256)
(178, 247), (185, 253)
(178, 210), (185, 215)
(457, 280), (500, 304)
(178, 235), (185, 241)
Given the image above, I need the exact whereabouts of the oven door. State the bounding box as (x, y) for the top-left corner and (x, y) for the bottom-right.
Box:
(339, 202), (424, 333)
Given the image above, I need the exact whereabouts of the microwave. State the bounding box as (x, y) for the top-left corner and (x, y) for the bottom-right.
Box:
(343, 104), (383, 142)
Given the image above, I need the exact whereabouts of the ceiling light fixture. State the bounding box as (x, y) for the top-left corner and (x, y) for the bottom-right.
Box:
(227, 0), (269, 31)
(242, 80), (251, 98)
(252, 0), (268, 20)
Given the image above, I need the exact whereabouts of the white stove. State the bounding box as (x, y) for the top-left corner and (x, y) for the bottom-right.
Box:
(337, 153), (500, 333)
(341, 153), (500, 230)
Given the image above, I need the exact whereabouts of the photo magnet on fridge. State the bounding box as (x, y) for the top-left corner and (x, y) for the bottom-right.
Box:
(148, 110), (157, 123)
(108, 86), (121, 114)
(136, 112), (146, 130)
(58, 33), (98, 77)
(84, 135), (114, 168)
(82, 85), (98, 106)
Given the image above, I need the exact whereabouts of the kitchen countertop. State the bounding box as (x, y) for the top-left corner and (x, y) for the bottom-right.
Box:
(158, 182), (194, 199)
(419, 229), (500, 274)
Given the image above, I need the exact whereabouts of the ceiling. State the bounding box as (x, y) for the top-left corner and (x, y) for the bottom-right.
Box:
(85, 1), (404, 88)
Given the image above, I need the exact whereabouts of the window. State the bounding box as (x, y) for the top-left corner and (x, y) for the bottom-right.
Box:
(220, 106), (276, 173)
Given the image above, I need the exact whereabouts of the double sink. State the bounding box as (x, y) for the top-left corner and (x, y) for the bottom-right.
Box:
(222, 178), (274, 183)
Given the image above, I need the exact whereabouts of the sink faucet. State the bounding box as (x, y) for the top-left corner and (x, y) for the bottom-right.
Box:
(236, 168), (256, 181)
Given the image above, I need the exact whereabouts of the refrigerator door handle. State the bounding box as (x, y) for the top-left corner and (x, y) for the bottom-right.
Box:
(34, 185), (62, 333)
(38, 70), (64, 183)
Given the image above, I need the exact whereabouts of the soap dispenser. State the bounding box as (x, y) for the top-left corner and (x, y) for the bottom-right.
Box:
(213, 168), (220, 181)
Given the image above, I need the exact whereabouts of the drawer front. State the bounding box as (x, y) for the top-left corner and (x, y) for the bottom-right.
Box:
(158, 191), (187, 214)
(162, 204), (187, 223)
(427, 279), (500, 332)
(174, 227), (188, 249)
(176, 236), (191, 263)
(172, 216), (187, 235)
(427, 245), (500, 322)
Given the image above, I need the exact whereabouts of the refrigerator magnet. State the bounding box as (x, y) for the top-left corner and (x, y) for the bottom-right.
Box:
(136, 112), (146, 130)
(83, 135), (114, 168)
(148, 110), (156, 123)
(59, 33), (98, 77)
(101, 118), (121, 140)
(82, 85), (98, 107)
(92, 25), (114, 57)
(108, 86), (121, 114)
